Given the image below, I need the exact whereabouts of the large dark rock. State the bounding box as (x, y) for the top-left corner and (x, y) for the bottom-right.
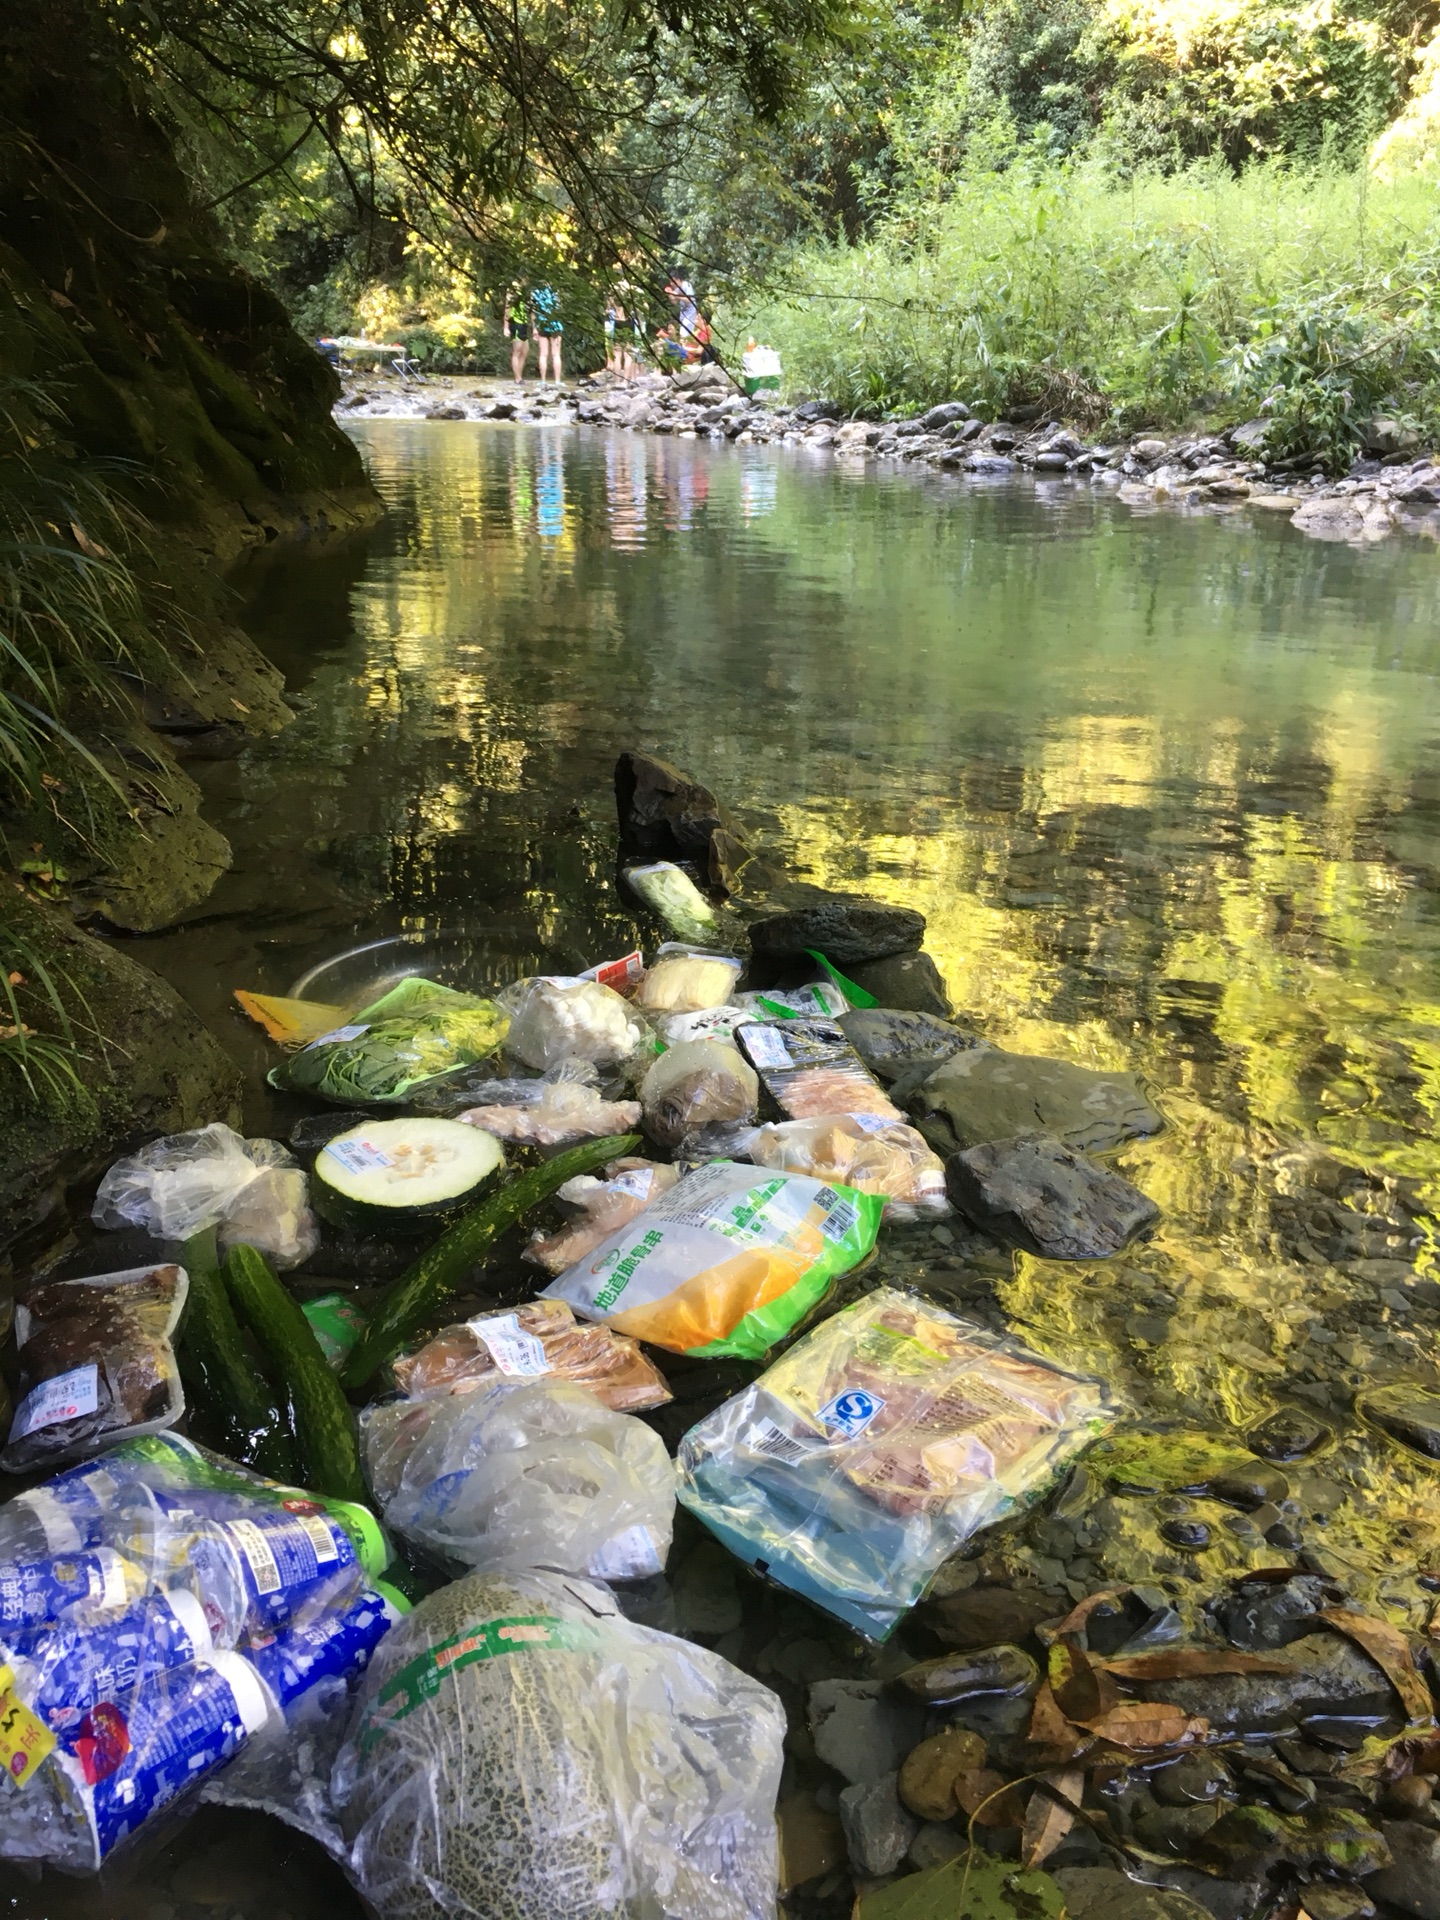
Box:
(1247, 1406), (1331, 1463)
(841, 951), (952, 1015)
(945, 1136), (1160, 1259)
(614, 750), (750, 892)
(839, 1008), (981, 1082)
(1139, 1628), (1399, 1735)
(1366, 1822), (1440, 1918)
(1358, 1384), (1440, 1461)
(911, 1047), (1163, 1154)
(747, 890), (925, 969)
(893, 1645), (1038, 1705)
(924, 1584), (1057, 1649)
(1198, 1806), (1388, 1880)
(1053, 1867), (1217, 1920)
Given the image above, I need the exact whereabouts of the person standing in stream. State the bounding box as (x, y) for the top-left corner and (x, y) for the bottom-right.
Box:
(503, 285), (531, 383)
(532, 283), (564, 384)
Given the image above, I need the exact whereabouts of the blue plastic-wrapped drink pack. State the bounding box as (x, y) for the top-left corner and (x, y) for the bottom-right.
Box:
(0, 1433), (403, 1871)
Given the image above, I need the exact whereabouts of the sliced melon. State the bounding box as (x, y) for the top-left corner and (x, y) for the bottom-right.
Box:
(313, 1117), (504, 1236)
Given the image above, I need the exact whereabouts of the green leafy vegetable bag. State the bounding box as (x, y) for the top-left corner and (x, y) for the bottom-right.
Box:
(270, 978), (509, 1105)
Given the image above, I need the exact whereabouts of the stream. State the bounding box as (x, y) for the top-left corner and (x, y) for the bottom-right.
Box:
(8, 418), (1440, 1916)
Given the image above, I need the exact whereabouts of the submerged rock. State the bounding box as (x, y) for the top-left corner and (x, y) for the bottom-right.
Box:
(841, 951), (952, 1015)
(1357, 1384), (1440, 1461)
(910, 1047), (1163, 1154)
(893, 1645), (1038, 1706)
(839, 1770), (918, 1876)
(945, 1136), (1160, 1259)
(1053, 1867), (1216, 1920)
(808, 1680), (926, 1785)
(1247, 1406), (1331, 1463)
(925, 1585), (1057, 1649)
(897, 1725), (986, 1821)
(1198, 1805), (1389, 1879)
(1367, 1821), (1440, 1917)
(839, 1007), (980, 1081)
(746, 889), (925, 970)
(1140, 1628), (1400, 1735)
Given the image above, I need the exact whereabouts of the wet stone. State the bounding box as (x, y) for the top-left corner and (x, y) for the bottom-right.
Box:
(777, 1793), (845, 1890)
(907, 1822), (967, 1870)
(1365, 1821), (1440, 1917)
(841, 952), (953, 1016)
(894, 1643), (1038, 1706)
(897, 1725), (987, 1820)
(1133, 1800), (1225, 1854)
(945, 1136), (1161, 1259)
(747, 891), (926, 968)
(1248, 1406), (1332, 1462)
(1052, 1866), (1218, 1920)
(1204, 1463), (1290, 1511)
(910, 1046), (1165, 1155)
(1140, 1629), (1398, 1733)
(839, 1770), (919, 1876)
(1154, 1755), (1234, 1806)
(1297, 1886), (1375, 1920)
(839, 1007), (980, 1082)
(1160, 1518), (1212, 1551)
(1209, 1573), (1332, 1651)
(1358, 1384), (1440, 1461)
(1197, 1804), (1390, 1879)
(925, 1584), (1056, 1649)
(808, 1680), (926, 1784)
(1381, 1776), (1435, 1819)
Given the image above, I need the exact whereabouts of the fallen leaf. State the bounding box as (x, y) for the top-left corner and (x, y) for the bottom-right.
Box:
(1079, 1702), (1210, 1750)
(47, 287), (74, 309)
(1321, 1608), (1435, 1727)
(68, 521), (107, 559)
(1020, 1767), (1085, 1869)
(1041, 1586), (1132, 1645)
(953, 1768), (1028, 1827)
(1027, 1679), (1086, 1756)
(1102, 1649), (1293, 1682)
(1050, 1642), (1120, 1722)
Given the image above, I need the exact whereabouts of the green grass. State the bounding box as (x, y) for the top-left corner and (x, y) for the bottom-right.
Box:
(727, 156), (1440, 466)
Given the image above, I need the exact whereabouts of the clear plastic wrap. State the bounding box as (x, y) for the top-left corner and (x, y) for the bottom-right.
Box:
(623, 860), (721, 942)
(677, 1287), (1113, 1638)
(392, 1300), (671, 1412)
(633, 945), (743, 1014)
(543, 1159), (883, 1360)
(640, 1037), (759, 1151)
(2, 1266), (189, 1473)
(455, 1064), (642, 1147)
(91, 1124), (319, 1268)
(524, 1160), (681, 1275)
(736, 1018), (902, 1122)
(649, 1005), (752, 1048)
(499, 976), (651, 1071)
(361, 1381), (675, 1582)
(334, 1569), (784, 1920)
(271, 978), (509, 1105)
(742, 1116), (949, 1217)
(734, 980), (849, 1020)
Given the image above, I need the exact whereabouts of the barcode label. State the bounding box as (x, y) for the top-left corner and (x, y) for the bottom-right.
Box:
(305, 1023), (369, 1050)
(325, 1138), (393, 1173)
(815, 1187), (860, 1242)
(740, 1023), (793, 1070)
(296, 1513), (338, 1563)
(608, 1169), (654, 1200)
(849, 1112), (895, 1135)
(227, 1518), (281, 1595)
(750, 1420), (817, 1464)
(468, 1311), (550, 1376)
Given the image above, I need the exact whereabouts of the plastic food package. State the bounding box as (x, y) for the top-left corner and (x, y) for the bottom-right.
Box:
(0, 1437), (394, 1871)
(92, 1123), (319, 1269)
(361, 1381), (676, 1583)
(544, 1159), (883, 1360)
(2, 1267), (189, 1474)
(392, 1300), (671, 1412)
(457, 1074), (642, 1147)
(333, 1569), (784, 1920)
(271, 978), (509, 1105)
(736, 1018), (902, 1122)
(623, 859), (721, 943)
(734, 980), (849, 1020)
(633, 945), (743, 1015)
(743, 1116), (949, 1217)
(524, 1160), (681, 1275)
(499, 976), (652, 1072)
(650, 1005), (751, 1049)
(677, 1287), (1112, 1638)
(640, 1037), (759, 1151)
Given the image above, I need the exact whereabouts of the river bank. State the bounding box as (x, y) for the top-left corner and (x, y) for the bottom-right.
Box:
(336, 366), (1440, 549)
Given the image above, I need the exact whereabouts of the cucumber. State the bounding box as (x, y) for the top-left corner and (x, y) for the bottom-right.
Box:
(313, 1116), (504, 1236)
(341, 1131), (643, 1390)
(223, 1243), (367, 1503)
(178, 1229), (297, 1482)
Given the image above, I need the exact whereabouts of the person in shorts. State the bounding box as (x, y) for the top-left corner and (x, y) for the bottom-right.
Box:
(531, 285), (563, 384)
(503, 286), (531, 383)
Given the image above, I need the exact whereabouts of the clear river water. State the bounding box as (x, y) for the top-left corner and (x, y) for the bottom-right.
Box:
(7, 418), (1440, 1916)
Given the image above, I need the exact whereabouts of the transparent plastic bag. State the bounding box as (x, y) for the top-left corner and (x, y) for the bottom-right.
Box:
(736, 1019), (901, 1123)
(271, 978), (509, 1105)
(544, 1160), (883, 1360)
(734, 979), (848, 1020)
(524, 1160), (681, 1274)
(455, 1063), (642, 1147)
(334, 1569), (784, 1920)
(361, 1380), (676, 1582)
(91, 1124), (319, 1269)
(633, 945), (742, 1015)
(499, 976), (651, 1071)
(623, 860), (721, 942)
(743, 1116), (949, 1218)
(392, 1300), (671, 1413)
(640, 1037), (758, 1151)
(649, 1005), (751, 1049)
(677, 1287), (1113, 1638)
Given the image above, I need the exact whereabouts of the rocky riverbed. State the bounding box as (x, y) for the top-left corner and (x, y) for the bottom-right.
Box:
(336, 364), (1440, 548)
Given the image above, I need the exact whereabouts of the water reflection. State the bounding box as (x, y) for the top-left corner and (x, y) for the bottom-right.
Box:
(142, 420), (1440, 1620)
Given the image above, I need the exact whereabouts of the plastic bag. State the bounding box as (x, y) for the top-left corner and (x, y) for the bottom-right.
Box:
(649, 1005), (752, 1049)
(544, 1159), (883, 1360)
(2, 1266), (190, 1473)
(271, 978), (509, 1105)
(640, 1037), (758, 1151)
(743, 1116), (949, 1217)
(334, 1569), (784, 1920)
(499, 976), (652, 1072)
(633, 946), (742, 1015)
(623, 860), (720, 943)
(734, 979), (848, 1020)
(524, 1160), (681, 1274)
(736, 1018), (902, 1122)
(456, 1068), (642, 1147)
(677, 1287), (1112, 1638)
(392, 1300), (671, 1412)
(92, 1123), (319, 1267)
(361, 1381), (676, 1583)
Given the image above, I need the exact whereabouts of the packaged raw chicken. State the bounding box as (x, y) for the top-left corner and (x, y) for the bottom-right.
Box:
(499, 976), (651, 1072)
(743, 1116), (948, 1217)
(524, 1160), (681, 1273)
(640, 1038), (758, 1151)
(736, 1019), (901, 1123)
(391, 1299), (670, 1412)
(456, 1072), (642, 1147)
(633, 946), (743, 1015)
(677, 1288), (1112, 1638)
(544, 1160), (883, 1360)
